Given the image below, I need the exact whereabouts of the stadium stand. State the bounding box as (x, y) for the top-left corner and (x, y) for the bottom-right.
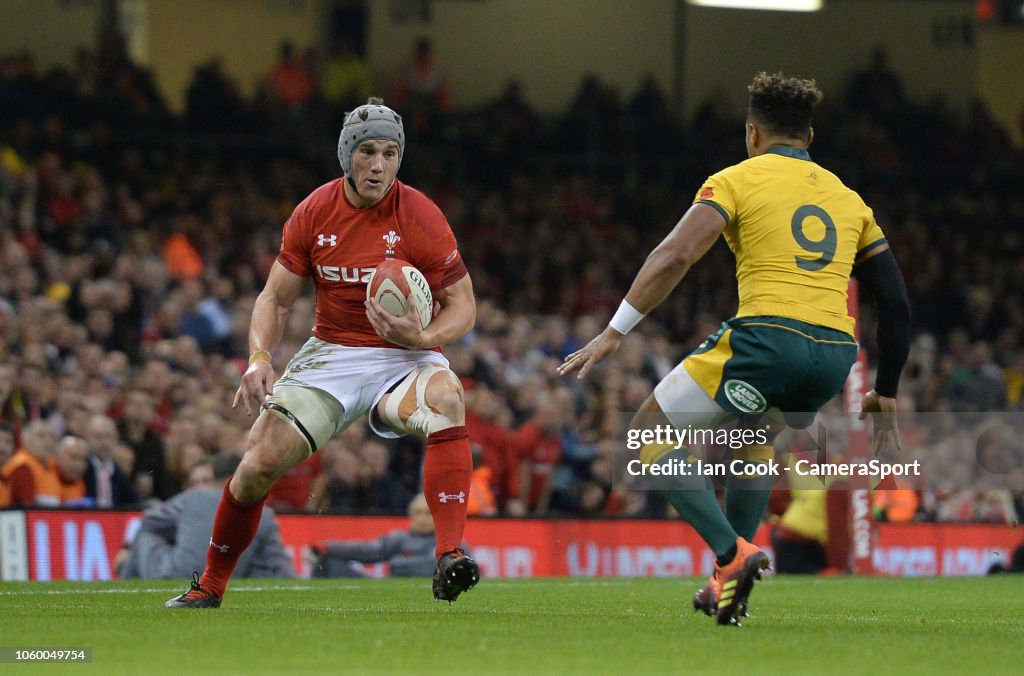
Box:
(1, 39), (1022, 528)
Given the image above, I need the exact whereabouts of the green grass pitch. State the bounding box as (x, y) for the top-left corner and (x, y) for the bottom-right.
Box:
(2, 577), (1021, 674)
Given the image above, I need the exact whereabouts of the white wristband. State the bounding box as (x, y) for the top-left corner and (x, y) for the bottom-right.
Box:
(609, 300), (645, 335)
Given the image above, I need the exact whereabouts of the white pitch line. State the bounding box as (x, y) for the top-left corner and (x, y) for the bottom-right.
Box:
(0, 584), (362, 596)
(0, 577), (758, 596)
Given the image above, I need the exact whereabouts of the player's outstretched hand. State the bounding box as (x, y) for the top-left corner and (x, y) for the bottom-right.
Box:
(365, 297), (425, 349)
(859, 389), (902, 457)
(557, 328), (622, 380)
(233, 359), (277, 417)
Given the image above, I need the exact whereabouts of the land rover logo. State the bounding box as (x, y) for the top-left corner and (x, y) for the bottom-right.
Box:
(724, 379), (767, 413)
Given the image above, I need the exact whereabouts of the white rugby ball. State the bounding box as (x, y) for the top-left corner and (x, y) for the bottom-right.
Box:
(366, 258), (433, 328)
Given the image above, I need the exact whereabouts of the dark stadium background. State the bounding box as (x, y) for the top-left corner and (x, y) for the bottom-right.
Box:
(1, 0), (1023, 581)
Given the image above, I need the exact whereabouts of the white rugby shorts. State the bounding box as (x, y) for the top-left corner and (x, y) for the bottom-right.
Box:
(268, 337), (449, 449)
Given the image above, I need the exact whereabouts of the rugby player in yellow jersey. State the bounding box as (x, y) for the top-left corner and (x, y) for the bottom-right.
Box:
(558, 72), (910, 625)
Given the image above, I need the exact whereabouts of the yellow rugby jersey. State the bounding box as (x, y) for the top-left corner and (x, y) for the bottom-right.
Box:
(778, 454), (839, 543)
(695, 146), (886, 335)
(779, 489), (828, 543)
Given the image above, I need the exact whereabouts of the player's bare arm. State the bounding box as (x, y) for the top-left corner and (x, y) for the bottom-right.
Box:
(558, 203), (727, 379)
(233, 261), (305, 416)
(366, 274), (476, 349)
(853, 241), (910, 456)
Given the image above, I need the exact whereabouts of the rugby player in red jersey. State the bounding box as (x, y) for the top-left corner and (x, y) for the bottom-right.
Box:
(167, 98), (479, 608)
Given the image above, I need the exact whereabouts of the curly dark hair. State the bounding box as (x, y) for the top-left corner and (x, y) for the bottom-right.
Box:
(747, 71), (823, 138)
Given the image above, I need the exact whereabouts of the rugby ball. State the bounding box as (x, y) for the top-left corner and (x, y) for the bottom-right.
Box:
(366, 259), (433, 328)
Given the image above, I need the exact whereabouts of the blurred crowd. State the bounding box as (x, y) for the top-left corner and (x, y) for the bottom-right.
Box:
(1, 38), (1023, 527)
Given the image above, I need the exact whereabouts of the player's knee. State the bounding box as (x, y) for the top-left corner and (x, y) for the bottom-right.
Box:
(629, 393), (669, 435)
(425, 370), (465, 423)
(235, 449), (280, 488)
(234, 436), (294, 493)
(380, 365), (463, 436)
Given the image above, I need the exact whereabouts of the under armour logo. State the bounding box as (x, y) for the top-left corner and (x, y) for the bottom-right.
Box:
(318, 234), (337, 247)
(438, 491), (466, 504)
(210, 539), (230, 553)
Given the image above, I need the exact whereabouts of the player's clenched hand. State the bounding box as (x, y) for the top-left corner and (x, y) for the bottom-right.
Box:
(859, 389), (902, 457)
(557, 328), (623, 380)
(233, 360), (277, 416)
(365, 297), (425, 349)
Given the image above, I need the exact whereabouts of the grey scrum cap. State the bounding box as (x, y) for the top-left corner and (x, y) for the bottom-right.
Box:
(337, 100), (405, 177)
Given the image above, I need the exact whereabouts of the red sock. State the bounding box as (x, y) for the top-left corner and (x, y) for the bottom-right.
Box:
(423, 426), (472, 559)
(199, 479), (266, 597)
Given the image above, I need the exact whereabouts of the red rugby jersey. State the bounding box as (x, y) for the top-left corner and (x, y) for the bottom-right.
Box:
(277, 179), (468, 347)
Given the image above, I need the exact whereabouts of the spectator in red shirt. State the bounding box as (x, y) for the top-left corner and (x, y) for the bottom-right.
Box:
(512, 398), (563, 515)
(391, 38), (451, 139)
(268, 40), (315, 108)
(266, 453), (322, 513)
(133, 359), (175, 435)
(464, 383), (522, 514)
